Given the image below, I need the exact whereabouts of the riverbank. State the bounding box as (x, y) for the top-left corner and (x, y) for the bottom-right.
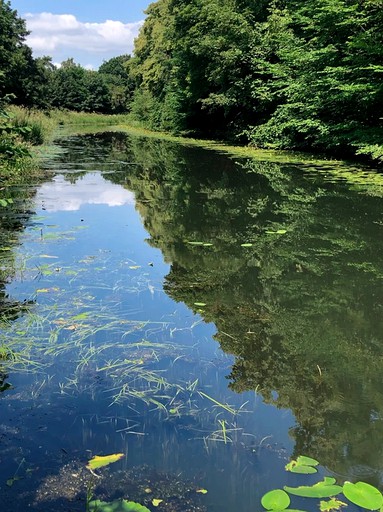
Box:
(1, 107), (380, 190)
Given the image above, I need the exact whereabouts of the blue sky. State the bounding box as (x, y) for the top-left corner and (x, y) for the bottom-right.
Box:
(11, 0), (153, 68)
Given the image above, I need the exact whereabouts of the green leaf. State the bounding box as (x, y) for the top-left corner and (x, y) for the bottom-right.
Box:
(290, 465), (317, 474)
(261, 489), (291, 510)
(89, 500), (150, 512)
(241, 243), (253, 247)
(86, 453), (124, 470)
(187, 241), (205, 246)
(343, 482), (383, 510)
(286, 455), (319, 474)
(284, 478), (343, 498)
(296, 456), (319, 466)
(194, 302), (206, 307)
(320, 498), (348, 511)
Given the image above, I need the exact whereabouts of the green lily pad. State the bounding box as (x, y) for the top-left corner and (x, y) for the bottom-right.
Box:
(286, 455), (319, 474)
(296, 456), (319, 466)
(89, 500), (151, 512)
(343, 482), (383, 510)
(284, 477), (343, 498)
(261, 489), (290, 510)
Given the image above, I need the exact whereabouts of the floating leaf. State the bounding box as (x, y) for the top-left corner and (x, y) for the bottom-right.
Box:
(197, 489), (208, 494)
(89, 500), (150, 512)
(241, 243), (253, 247)
(286, 455), (319, 474)
(86, 453), (124, 471)
(284, 477), (342, 498)
(152, 499), (163, 507)
(320, 498), (348, 511)
(194, 302), (206, 307)
(343, 482), (383, 510)
(261, 489), (290, 510)
(266, 229), (287, 235)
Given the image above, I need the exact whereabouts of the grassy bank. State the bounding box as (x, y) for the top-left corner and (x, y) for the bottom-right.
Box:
(0, 107), (132, 186)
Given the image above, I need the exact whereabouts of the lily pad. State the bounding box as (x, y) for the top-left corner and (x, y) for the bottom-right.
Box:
(284, 477), (343, 498)
(89, 500), (150, 512)
(343, 482), (383, 510)
(286, 455), (319, 474)
(261, 489), (291, 510)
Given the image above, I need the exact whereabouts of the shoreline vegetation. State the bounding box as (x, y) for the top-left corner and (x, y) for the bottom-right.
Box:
(0, 106), (376, 189)
(1, 0), (383, 179)
(0, 105), (364, 187)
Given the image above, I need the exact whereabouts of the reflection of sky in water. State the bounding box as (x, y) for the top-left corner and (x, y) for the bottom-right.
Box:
(36, 173), (135, 211)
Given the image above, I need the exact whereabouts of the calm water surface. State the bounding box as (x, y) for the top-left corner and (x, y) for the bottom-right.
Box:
(1, 131), (383, 511)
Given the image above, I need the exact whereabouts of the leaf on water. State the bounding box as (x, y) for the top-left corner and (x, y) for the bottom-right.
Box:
(86, 453), (124, 471)
(261, 489), (290, 510)
(320, 498), (348, 511)
(152, 499), (163, 507)
(196, 489), (208, 494)
(89, 500), (150, 512)
(194, 302), (206, 307)
(296, 456), (319, 467)
(286, 455), (319, 474)
(36, 287), (60, 293)
(284, 477), (343, 498)
(241, 243), (253, 247)
(266, 230), (287, 235)
(343, 482), (383, 510)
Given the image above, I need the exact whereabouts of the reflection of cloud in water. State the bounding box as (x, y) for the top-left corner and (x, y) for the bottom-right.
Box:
(37, 174), (135, 212)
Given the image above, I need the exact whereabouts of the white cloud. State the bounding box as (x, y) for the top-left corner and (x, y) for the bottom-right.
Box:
(24, 12), (143, 64)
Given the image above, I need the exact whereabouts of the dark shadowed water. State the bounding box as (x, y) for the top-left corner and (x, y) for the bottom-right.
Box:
(1, 131), (383, 511)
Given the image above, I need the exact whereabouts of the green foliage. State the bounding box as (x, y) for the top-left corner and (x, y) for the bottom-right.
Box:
(285, 456), (319, 474)
(284, 478), (343, 498)
(128, 0), (383, 161)
(342, 482), (383, 510)
(89, 500), (150, 512)
(261, 489), (291, 510)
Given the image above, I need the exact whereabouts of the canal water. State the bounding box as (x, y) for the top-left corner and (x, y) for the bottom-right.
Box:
(1, 131), (383, 511)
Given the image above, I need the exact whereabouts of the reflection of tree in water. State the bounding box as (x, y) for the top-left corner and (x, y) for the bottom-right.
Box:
(99, 133), (383, 477)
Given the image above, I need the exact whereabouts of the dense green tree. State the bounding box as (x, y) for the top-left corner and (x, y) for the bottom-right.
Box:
(130, 0), (383, 161)
(50, 59), (111, 113)
(99, 55), (135, 113)
(0, 0), (38, 105)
